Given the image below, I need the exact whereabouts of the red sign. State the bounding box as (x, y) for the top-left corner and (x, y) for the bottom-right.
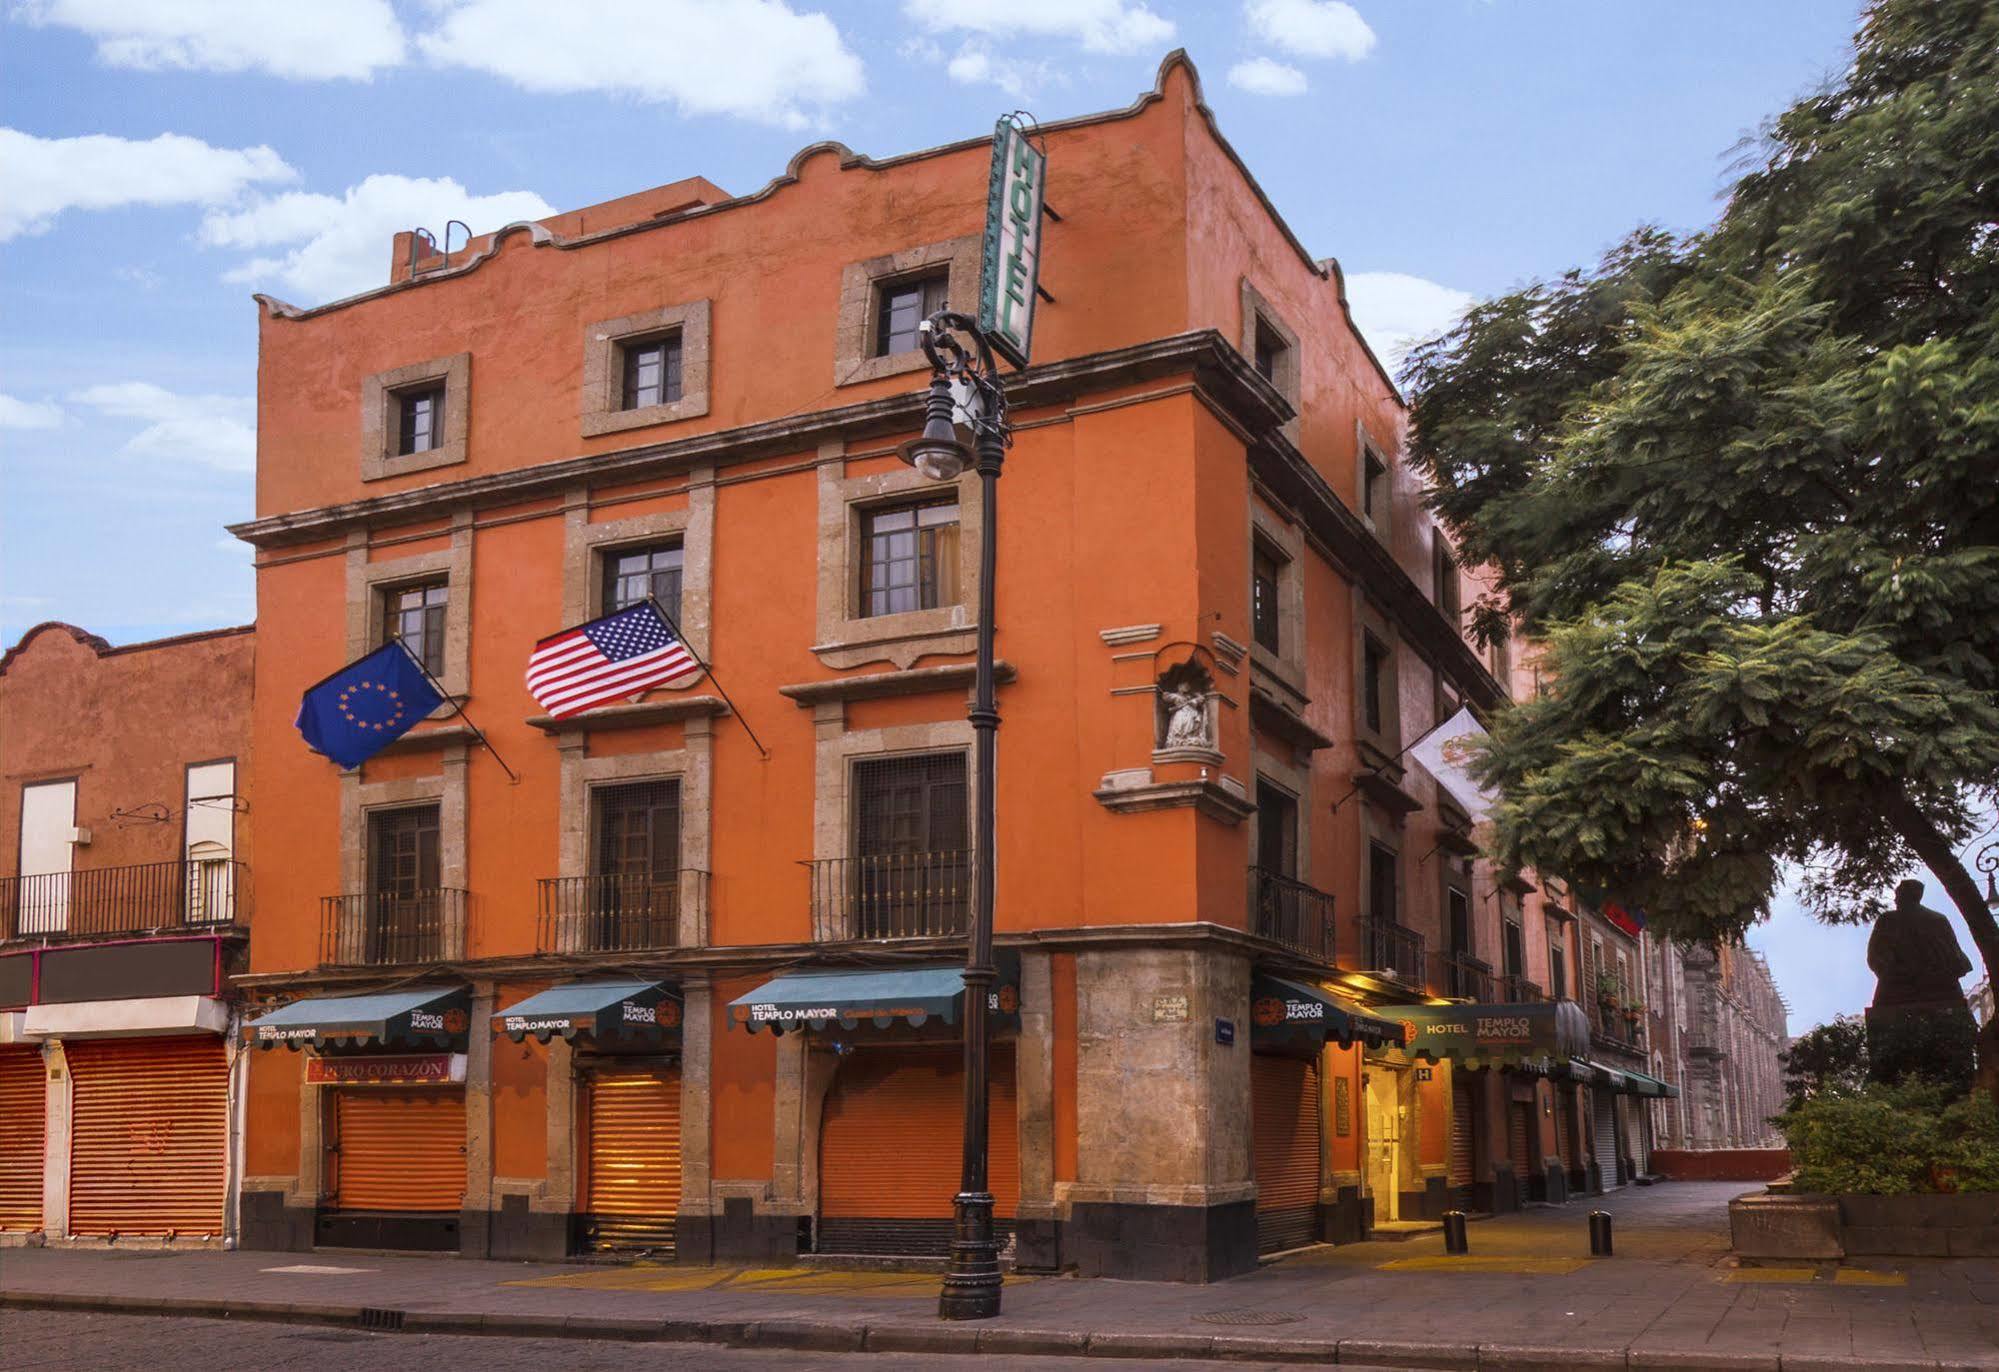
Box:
(305, 1054), (460, 1085)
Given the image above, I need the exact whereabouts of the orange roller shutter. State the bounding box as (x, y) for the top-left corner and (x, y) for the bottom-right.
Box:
(819, 1045), (1018, 1225)
(1251, 1054), (1320, 1254)
(0, 1047), (44, 1231)
(1509, 1100), (1533, 1182)
(582, 1067), (682, 1251)
(67, 1037), (227, 1236)
(331, 1088), (465, 1213)
(1448, 1077), (1475, 1189)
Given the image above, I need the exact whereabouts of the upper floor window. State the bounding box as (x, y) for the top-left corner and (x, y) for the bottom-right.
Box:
(1548, 920), (1568, 998)
(1362, 448), (1388, 522)
(382, 581), (448, 676)
(1504, 919), (1526, 979)
(1254, 781), (1298, 878)
(603, 541), (684, 623)
(1362, 633), (1388, 735)
(1253, 319), (1288, 385)
(396, 385), (445, 456)
(1251, 545), (1282, 653)
(593, 779), (681, 883)
(1367, 842), (1397, 923)
(1434, 538), (1461, 625)
(875, 270), (949, 358)
(621, 333), (684, 411)
(1447, 885), (1472, 955)
(850, 751), (969, 938)
(860, 499), (959, 618)
(368, 804), (440, 900)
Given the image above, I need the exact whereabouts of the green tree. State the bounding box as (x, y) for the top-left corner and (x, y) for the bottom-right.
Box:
(1404, 0), (1999, 1077)
(1781, 1016), (1870, 1106)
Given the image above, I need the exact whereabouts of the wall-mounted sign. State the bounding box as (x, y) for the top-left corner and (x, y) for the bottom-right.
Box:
(1152, 994), (1189, 1024)
(1333, 1077), (1352, 1137)
(979, 117), (1047, 370)
(305, 1053), (465, 1086)
(1415, 1066), (1434, 1082)
(1215, 1018), (1235, 1046)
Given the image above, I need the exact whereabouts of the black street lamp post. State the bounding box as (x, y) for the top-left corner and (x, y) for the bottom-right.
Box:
(897, 311), (1009, 1321)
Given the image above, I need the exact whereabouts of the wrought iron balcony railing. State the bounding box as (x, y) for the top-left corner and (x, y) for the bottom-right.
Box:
(1247, 867), (1336, 962)
(320, 888), (468, 967)
(1361, 916), (1426, 988)
(803, 851), (971, 941)
(1436, 951), (1493, 1001)
(537, 871), (707, 953)
(0, 858), (248, 942)
(1500, 974), (1546, 1004)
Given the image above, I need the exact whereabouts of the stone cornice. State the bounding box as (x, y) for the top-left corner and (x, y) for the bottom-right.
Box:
(776, 660), (1016, 707)
(524, 694), (729, 734)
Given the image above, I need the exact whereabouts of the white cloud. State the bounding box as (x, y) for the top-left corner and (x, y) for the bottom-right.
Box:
(946, 43), (1062, 100)
(17, 0), (405, 80)
(0, 395), (65, 430)
(416, 0), (864, 129)
(1341, 271), (1476, 376)
(1246, 0), (1376, 61)
(1228, 57), (1308, 96)
(904, 0), (1172, 56)
(69, 382), (256, 473)
(0, 128), (296, 242)
(200, 174), (556, 305)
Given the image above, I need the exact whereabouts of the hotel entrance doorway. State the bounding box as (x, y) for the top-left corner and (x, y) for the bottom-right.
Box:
(1362, 1061), (1417, 1225)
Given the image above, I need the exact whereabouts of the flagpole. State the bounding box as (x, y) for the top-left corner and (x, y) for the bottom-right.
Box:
(396, 640), (522, 784)
(646, 597), (770, 761)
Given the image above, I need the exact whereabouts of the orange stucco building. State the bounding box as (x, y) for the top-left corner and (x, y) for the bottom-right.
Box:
(229, 54), (1628, 1280)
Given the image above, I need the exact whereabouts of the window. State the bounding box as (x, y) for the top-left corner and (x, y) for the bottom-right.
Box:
(368, 805), (440, 900)
(1253, 319), (1287, 384)
(1367, 842), (1397, 923)
(1251, 545), (1282, 653)
(603, 541), (684, 623)
(396, 385), (445, 456)
(592, 780), (681, 882)
(1548, 921), (1568, 999)
(1362, 633), (1387, 735)
(851, 752), (969, 938)
(381, 581), (448, 677)
(860, 499), (959, 618)
(1491, 628), (1513, 688)
(1448, 886), (1472, 955)
(1363, 449), (1387, 520)
(620, 333), (684, 410)
(1434, 538), (1461, 625)
(1254, 781), (1298, 878)
(1503, 920), (1526, 979)
(874, 271), (950, 358)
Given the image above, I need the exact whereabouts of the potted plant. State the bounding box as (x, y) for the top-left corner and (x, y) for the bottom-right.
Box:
(1595, 973), (1621, 1010)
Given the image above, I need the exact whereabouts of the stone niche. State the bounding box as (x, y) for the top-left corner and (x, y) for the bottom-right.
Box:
(1152, 659), (1221, 767)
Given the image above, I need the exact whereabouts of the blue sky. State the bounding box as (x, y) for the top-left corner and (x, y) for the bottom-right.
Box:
(9, 0), (1964, 1033)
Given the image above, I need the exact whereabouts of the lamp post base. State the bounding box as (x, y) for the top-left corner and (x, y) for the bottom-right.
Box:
(938, 1189), (1002, 1320)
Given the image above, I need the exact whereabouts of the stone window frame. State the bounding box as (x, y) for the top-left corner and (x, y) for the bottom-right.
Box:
(1248, 748), (1312, 888)
(1239, 279), (1301, 442)
(345, 516), (474, 705)
(812, 441), (983, 669)
(1438, 858), (1474, 958)
(1352, 595), (1402, 756)
(809, 707), (977, 876)
(339, 755), (468, 902)
(560, 469), (715, 665)
(833, 234), (983, 388)
(1247, 503), (1307, 703)
(579, 299), (712, 439)
(554, 735), (714, 947)
(1355, 423), (1392, 539)
(361, 352), (470, 481)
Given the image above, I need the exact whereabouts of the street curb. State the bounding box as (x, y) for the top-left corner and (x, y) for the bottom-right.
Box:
(0, 1290), (1968, 1370)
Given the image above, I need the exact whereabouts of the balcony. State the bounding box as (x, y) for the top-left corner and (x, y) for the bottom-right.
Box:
(803, 851), (971, 942)
(1500, 974), (1546, 1004)
(1360, 916), (1426, 988)
(320, 888), (468, 967)
(1248, 867), (1336, 962)
(537, 871), (707, 953)
(1435, 951), (1494, 1001)
(1587, 995), (1646, 1048)
(0, 858), (248, 942)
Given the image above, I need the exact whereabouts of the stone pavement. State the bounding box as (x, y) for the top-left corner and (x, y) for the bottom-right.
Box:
(3, 1183), (1996, 1369)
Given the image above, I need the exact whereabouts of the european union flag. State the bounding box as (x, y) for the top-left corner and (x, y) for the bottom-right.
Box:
(295, 641), (445, 769)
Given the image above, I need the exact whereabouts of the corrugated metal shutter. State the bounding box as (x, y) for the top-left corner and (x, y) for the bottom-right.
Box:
(0, 1047), (44, 1231)
(1555, 1092), (1574, 1168)
(1447, 1076), (1474, 1190)
(818, 1045), (1017, 1256)
(582, 1066), (681, 1252)
(1508, 1100), (1532, 1182)
(1592, 1089), (1619, 1189)
(331, 1088), (465, 1213)
(68, 1037), (227, 1235)
(1252, 1054), (1321, 1254)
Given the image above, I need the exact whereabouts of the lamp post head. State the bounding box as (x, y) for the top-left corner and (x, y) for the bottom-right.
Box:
(897, 372), (971, 483)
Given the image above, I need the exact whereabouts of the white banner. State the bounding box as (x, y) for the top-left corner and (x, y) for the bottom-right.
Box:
(1408, 706), (1496, 822)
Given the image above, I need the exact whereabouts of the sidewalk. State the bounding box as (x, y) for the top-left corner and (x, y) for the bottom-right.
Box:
(3, 1183), (1995, 1369)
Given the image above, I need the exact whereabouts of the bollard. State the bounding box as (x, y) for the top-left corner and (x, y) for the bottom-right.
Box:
(1589, 1209), (1613, 1257)
(1442, 1209), (1469, 1255)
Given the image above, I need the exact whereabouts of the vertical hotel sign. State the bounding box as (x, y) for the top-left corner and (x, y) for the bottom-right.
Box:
(979, 117), (1047, 370)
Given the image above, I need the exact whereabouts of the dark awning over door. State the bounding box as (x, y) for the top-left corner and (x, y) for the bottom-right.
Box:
(728, 952), (1021, 1035)
(244, 986), (470, 1050)
(1251, 974), (1403, 1053)
(493, 980), (682, 1042)
(1375, 1000), (1592, 1071)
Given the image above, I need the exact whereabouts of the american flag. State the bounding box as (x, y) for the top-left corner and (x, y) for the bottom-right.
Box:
(525, 602), (700, 718)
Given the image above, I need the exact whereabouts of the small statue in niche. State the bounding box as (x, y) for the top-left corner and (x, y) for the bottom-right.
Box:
(1156, 661), (1214, 750)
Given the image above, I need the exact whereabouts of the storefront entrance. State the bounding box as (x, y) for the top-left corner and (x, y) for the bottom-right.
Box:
(1362, 1062), (1415, 1224)
(1250, 1052), (1321, 1254)
(0, 1045), (45, 1232)
(1592, 1088), (1620, 1191)
(579, 1065), (682, 1254)
(68, 1036), (227, 1236)
(1447, 1073), (1477, 1206)
(321, 1086), (466, 1250)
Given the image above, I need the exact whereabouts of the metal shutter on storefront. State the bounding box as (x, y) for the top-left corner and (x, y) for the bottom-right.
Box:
(331, 1088), (466, 1213)
(1555, 1093), (1574, 1169)
(0, 1047), (44, 1231)
(1252, 1054), (1322, 1254)
(1508, 1101), (1532, 1181)
(1592, 1089), (1618, 1189)
(582, 1066), (681, 1252)
(1447, 1077), (1475, 1191)
(67, 1037), (227, 1236)
(818, 1045), (1017, 1256)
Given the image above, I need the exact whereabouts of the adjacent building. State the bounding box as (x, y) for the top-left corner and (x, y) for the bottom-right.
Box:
(1648, 940), (1789, 1150)
(0, 621), (253, 1244)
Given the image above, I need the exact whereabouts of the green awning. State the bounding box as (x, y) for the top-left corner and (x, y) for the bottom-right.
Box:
(1590, 1062), (1630, 1093)
(1252, 975), (1403, 1052)
(1377, 999), (1592, 1071)
(729, 954), (1021, 1035)
(245, 986), (470, 1049)
(493, 980), (681, 1042)
(1617, 1067), (1677, 1098)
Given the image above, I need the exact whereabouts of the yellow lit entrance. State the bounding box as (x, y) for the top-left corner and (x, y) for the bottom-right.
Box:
(1362, 1060), (1416, 1224)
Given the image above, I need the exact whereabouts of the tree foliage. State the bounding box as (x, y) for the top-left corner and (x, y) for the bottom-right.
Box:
(1781, 1016), (1870, 1105)
(1404, 0), (1999, 969)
